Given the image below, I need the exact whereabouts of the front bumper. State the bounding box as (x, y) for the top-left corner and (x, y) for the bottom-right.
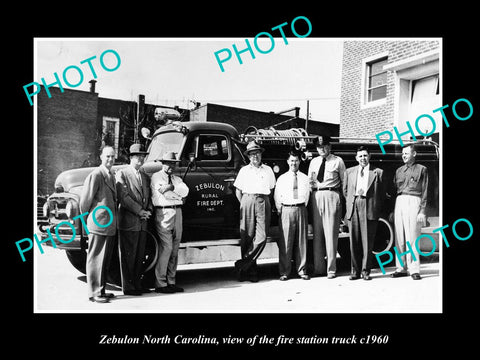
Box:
(36, 224), (84, 250)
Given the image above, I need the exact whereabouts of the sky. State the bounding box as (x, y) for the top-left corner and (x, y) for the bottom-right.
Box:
(35, 38), (344, 124)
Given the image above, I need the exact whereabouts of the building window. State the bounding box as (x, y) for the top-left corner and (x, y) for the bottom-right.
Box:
(102, 116), (120, 157)
(361, 53), (388, 108)
(366, 57), (388, 102)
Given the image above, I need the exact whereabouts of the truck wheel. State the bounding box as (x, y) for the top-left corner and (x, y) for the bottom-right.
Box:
(337, 238), (351, 265)
(140, 230), (160, 289)
(372, 217), (394, 255)
(66, 250), (87, 274)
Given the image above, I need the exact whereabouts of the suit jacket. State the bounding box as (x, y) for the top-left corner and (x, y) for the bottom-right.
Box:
(116, 165), (152, 231)
(343, 164), (385, 221)
(80, 165), (118, 236)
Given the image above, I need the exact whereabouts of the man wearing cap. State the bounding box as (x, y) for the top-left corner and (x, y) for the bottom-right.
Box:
(233, 141), (276, 282)
(115, 143), (152, 295)
(274, 150), (311, 281)
(151, 151), (189, 293)
(307, 135), (346, 278)
(343, 146), (385, 281)
(80, 145), (118, 303)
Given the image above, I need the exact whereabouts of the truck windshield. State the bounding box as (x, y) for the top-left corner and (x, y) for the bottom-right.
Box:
(145, 131), (184, 162)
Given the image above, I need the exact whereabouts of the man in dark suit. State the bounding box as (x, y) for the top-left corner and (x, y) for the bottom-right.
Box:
(116, 144), (152, 295)
(343, 146), (385, 280)
(80, 145), (118, 303)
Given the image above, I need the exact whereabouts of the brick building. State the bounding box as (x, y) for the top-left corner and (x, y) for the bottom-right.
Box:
(339, 39), (440, 142)
(190, 102), (339, 137)
(37, 86), (337, 195)
(37, 86), (187, 195)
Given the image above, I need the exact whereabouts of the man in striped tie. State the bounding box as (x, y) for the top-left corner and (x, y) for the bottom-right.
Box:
(274, 150), (311, 281)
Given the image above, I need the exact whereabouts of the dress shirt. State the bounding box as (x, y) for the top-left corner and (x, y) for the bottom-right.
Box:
(274, 170), (310, 210)
(394, 162), (428, 213)
(150, 170), (189, 207)
(307, 153), (346, 189)
(355, 164), (370, 196)
(233, 163), (276, 195)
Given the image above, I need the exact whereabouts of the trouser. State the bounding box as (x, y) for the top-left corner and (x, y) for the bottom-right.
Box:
(86, 233), (115, 298)
(236, 194), (271, 275)
(278, 205), (308, 277)
(154, 208), (183, 287)
(394, 195), (422, 274)
(348, 196), (377, 275)
(118, 230), (147, 292)
(311, 189), (341, 275)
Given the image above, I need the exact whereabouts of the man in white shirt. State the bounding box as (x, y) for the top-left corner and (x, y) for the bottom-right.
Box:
(274, 151), (311, 281)
(233, 141), (276, 282)
(343, 146), (385, 281)
(307, 135), (346, 278)
(150, 151), (189, 293)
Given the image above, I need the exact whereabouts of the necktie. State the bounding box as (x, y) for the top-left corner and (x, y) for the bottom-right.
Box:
(168, 174), (172, 185)
(293, 172), (298, 199)
(317, 157), (326, 183)
(136, 170), (142, 186)
(358, 167), (365, 196)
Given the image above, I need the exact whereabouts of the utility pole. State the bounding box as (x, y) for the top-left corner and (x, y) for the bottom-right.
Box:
(305, 100), (310, 132)
(135, 94), (145, 143)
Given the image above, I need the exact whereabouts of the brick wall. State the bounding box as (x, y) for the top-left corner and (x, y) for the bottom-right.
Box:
(37, 87), (98, 194)
(340, 40), (440, 139)
(191, 103), (339, 137)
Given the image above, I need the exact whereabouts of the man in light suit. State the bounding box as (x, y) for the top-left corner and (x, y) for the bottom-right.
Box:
(115, 144), (152, 296)
(80, 145), (118, 303)
(343, 146), (385, 280)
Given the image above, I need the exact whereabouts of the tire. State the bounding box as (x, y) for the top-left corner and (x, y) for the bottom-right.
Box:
(372, 217), (394, 255)
(336, 217), (394, 264)
(64, 231), (159, 288)
(66, 250), (87, 274)
(337, 237), (351, 265)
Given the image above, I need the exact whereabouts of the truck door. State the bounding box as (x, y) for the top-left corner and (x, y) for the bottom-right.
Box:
(179, 132), (241, 242)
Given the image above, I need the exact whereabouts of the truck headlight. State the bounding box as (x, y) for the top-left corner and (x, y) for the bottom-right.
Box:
(65, 200), (76, 219)
(42, 202), (49, 217)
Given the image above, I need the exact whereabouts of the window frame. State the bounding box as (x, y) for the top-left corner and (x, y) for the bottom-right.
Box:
(102, 116), (120, 157)
(191, 133), (232, 163)
(360, 52), (389, 109)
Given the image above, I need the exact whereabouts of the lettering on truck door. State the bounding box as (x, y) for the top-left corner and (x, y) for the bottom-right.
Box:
(180, 133), (240, 241)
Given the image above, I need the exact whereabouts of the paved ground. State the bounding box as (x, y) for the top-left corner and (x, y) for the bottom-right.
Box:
(34, 246), (441, 313)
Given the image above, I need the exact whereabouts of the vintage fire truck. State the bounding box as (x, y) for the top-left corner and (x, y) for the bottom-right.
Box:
(38, 120), (439, 285)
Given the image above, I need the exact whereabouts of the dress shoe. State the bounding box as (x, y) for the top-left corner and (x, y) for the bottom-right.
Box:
(89, 296), (110, 303)
(155, 286), (176, 294)
(279, 275), (288, 281)
(124, 290), (142, 296)
(100, 292), (116, 298)
(327, 274), (336, 279)
(300, 274), (310, 280)
(349, 274), (361, 280)
(237, 272), (247, 282)
(141, 288), (152, 294)
(234, 260), (245, 273)
(391, 271), (408, 278)
(168, 284), (184, 293)
(411, 273), (422, 280)
(248, 274), (259, 283)
(362, 271), (372, 281)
